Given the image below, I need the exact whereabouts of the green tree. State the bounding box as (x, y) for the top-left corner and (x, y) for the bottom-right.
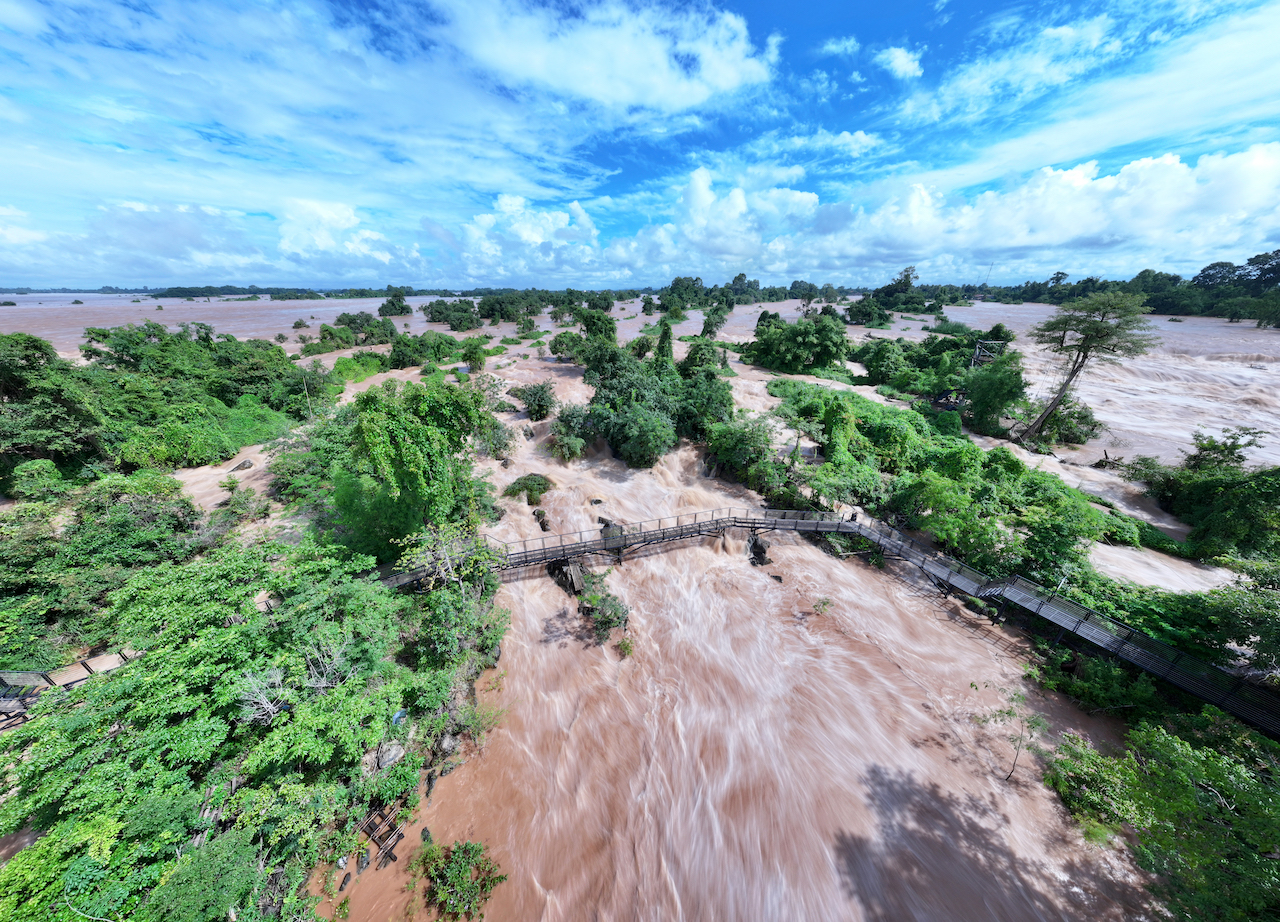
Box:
(1019, 292), (1156, 442)
(964, 352), (1026, 434)
(460, 337), (487, 373)
(509, 380), (558, 421)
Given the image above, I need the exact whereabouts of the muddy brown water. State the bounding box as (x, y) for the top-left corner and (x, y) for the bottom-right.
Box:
(12, 294), (1260, 919)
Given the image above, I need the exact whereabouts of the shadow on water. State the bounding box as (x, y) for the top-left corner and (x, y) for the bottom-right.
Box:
(833, 765), (1152, 922)
(539, 605), (598, 649)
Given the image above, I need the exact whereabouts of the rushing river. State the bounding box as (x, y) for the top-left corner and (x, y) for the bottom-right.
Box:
(330, 443), (1155, 921)
(13, 290), (1237, 919)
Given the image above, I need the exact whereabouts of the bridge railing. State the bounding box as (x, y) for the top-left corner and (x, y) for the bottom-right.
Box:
(382, 505), (1280, 734)
(488, 506), (755, 564)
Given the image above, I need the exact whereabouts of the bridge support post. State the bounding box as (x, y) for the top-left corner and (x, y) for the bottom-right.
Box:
(1051, 627), (1065, 647)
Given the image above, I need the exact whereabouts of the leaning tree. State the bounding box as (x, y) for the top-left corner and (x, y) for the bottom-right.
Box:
(1018, 291), (1157, 443)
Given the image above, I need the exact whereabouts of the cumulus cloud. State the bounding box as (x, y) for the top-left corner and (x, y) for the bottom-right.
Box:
(874, 47), (923, 79)
(472, 144), (1280, 286)
(436, 0), (778, 112)
(456, 195), (602, 280)
(820, 35), (860, 56)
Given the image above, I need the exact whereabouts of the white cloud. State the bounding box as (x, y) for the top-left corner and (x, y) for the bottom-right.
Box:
(583, 144), (1280, 285)
(278, 200), (361, 256)
(456, 195), (602, 280)
(0, 205), (27, 217)
(0, 224), (46, 245)
(875, 47), (923, 79)
(436, 0), (777, 112)
(820, 35), (860, 56)
(902, 2), (1280, 193)
(746, 128), (880, 160)
(902, 15), (1121, 124)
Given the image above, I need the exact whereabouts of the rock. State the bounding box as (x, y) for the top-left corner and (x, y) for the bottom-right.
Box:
(770, 574), (783, 583)
(589, 498), (603, 505)
(533, 509), (551, 532)
(337, 856), (348, 870)
(376, 740), (406, 770)
(338, 872), (351, 892)
(523, 425), (535, 439)
(436, 733), (459, 757)
(501, 458), (511, 468)
(421, 826), (433, 844)
(747, 534), (772, 566)
(425, 770), (437, 798)
(547, 560), (586, 595)
(357, 849), (370, 872)
(231, 458), (254, 472)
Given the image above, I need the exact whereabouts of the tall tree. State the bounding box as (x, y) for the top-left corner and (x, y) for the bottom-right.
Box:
(1018, 292), (1156, 443)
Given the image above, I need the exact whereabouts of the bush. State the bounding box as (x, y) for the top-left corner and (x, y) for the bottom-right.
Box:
(509, 380), (557, 421)
(503, 474), (555, 505)
(409, 841), (507, 920)
(549, 405), (592, 460)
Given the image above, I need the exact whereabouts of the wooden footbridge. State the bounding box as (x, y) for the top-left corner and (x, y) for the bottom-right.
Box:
(388, 506), (1280, 737)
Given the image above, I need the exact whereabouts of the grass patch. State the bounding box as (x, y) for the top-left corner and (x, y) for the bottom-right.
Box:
(503, 473), (555, 505)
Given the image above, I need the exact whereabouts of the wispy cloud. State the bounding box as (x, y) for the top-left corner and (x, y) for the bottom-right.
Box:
(820, 35), (860, 56)
(0, 0), (1277, 287)
(874, 47), (924, 79)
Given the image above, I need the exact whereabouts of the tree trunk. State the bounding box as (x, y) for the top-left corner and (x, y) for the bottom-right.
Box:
(1017, 355), (1087, 443)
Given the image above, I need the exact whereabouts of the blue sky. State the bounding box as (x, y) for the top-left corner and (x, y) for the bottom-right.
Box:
(2, 0), (1280, 288)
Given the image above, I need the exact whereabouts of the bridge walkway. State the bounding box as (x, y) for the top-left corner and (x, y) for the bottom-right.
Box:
(385, 507), (1280, 737)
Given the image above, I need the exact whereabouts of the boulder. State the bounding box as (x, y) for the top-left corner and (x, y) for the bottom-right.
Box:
(376, 740), (406, 770)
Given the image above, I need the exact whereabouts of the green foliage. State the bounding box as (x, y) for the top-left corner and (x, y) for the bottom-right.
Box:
(580, 570), (629, 642)
(0, 471), (207, 658)
(409, 840), (507, 920)
(424, 299), (482, 332)
(1045, 721), (1280, 921)
(508, 380), (557, 421)
(549, 331), (585, 361)
(548, 405), (592, 461)
(503, 474), (554, 505)
(706, 413), (773, 481)
(9, 459), (68, 501)
(964, 352), (1026, 435)
(0, 536), (500, 922)
(1124, 427), (1280, 560)
(377, 292), (412, 317)
(1, 324), (326, 486)
(332, 350), (390, 384)
(460, 338), (487, 373)
(270, 379), (498, 563)
(767, 379), (1112, 582)
(744, 315), (847, 373)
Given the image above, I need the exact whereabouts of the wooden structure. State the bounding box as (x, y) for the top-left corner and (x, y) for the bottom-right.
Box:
(0, 649), (138, 728)
(358, 804), (406, 870)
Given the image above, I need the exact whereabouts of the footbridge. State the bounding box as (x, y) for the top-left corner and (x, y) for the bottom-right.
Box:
(387, 506), (1280, 736)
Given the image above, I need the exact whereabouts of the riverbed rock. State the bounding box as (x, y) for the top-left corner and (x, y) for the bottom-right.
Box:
(357, 848), (370, 872)
(376, 740), (405, 770)
(338, 872), (351, 892)
(231, 458), (254, 472)
(748, 534), (772, 566)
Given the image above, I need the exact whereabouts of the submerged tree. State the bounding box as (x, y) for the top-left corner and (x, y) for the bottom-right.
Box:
(1018, 291), (1156, 443)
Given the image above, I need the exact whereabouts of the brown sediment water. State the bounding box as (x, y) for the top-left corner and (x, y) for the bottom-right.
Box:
(328, 439), (1156, 921)
(14, 293), (1261, 919)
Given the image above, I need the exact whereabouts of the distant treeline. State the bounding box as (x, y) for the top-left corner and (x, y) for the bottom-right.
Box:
(972, 248), (1280, 326)
(150, 285), (326, 300)
(0, 286), (151, 294)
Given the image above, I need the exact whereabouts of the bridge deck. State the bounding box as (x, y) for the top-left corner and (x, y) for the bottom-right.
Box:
(385, 507), (1280, 736)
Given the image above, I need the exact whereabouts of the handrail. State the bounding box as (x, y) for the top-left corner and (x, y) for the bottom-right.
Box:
(383, 507), (1280, 736)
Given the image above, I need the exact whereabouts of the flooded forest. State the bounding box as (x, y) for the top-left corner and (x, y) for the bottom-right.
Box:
(2, 271), (1279, 922)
